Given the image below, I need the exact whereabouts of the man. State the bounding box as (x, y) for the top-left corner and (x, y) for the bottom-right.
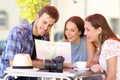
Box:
(0, 5), (59, 80)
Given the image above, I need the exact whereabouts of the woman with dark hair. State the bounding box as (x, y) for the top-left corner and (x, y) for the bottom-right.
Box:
(84, 13), (120, 80)
(63, 16), (96, 68)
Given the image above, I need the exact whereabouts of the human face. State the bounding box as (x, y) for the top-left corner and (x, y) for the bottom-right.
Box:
(35, 13), (56, 36)
(65, 21), (81, 44)
(84, 21), (100, 42)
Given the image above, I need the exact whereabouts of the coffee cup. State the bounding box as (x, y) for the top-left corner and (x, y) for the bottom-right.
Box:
(74, 61), (87, 70)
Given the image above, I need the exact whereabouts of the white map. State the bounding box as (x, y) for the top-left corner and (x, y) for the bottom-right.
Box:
(35, 39), (71, 63)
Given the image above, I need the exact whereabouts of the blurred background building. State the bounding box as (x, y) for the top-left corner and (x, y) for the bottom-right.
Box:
(51, 0), (120, 41)
(0, 0), (120, 42)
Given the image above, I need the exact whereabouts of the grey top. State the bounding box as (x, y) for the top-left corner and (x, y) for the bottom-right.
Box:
(71, 36), (87, 63)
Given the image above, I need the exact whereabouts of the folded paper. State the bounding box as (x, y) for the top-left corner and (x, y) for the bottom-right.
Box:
(35, 39), (71, 63)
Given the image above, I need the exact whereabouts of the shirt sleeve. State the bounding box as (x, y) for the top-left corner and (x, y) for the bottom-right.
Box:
(2, 27), (22, 60)
(101, 39), (120, 60)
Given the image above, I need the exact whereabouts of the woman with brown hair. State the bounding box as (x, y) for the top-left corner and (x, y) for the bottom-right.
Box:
(84, 13), (120, 80)
(63, 16), (96, 69)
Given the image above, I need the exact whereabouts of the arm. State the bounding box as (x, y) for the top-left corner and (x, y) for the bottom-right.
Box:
(32, 59), (44, 68)
(63, 63), (74, 68)
(32, 59), (75, 69)
(86, 39), (96, 68)
(7, 28), (23, 67)
(9, 60), (13, 67)
(91, 40), (117, 80)
(9, 59), (44, 69)
(91, 55), (117, 80)
(89, 49), (104, 74)
(89, 49), (100, 67)
(106, 56), (117, 80)
(86, 40), (104, 73)
(89, 47), (104, 72)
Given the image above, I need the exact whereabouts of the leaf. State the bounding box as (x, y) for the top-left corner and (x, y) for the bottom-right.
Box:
(16, 0), (50, 23)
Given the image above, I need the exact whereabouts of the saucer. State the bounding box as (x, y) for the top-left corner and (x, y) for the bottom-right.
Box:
(74, 68), (90, 71)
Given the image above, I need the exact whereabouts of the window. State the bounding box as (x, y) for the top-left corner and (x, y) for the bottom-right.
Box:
(110, 18), (120, 36)
(0, 11), (8, 28)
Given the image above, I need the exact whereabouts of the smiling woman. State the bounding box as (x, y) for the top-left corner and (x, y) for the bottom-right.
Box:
(84, 13), (120, 80)
(63, 16), (98, 80)
(63, 16), (96, 66)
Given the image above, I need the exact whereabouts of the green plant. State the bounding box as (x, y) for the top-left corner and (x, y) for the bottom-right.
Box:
(16, 0), (51, 23)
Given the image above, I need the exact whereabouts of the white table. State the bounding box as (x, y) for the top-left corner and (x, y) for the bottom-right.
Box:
(4, 68), (104, 80)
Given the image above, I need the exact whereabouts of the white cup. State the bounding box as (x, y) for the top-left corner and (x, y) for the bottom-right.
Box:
(75, 61), (87, 70)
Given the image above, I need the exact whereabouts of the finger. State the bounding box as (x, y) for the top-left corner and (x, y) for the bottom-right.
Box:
(91, 65), (100, 72)
(99, 66), (104, 72)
